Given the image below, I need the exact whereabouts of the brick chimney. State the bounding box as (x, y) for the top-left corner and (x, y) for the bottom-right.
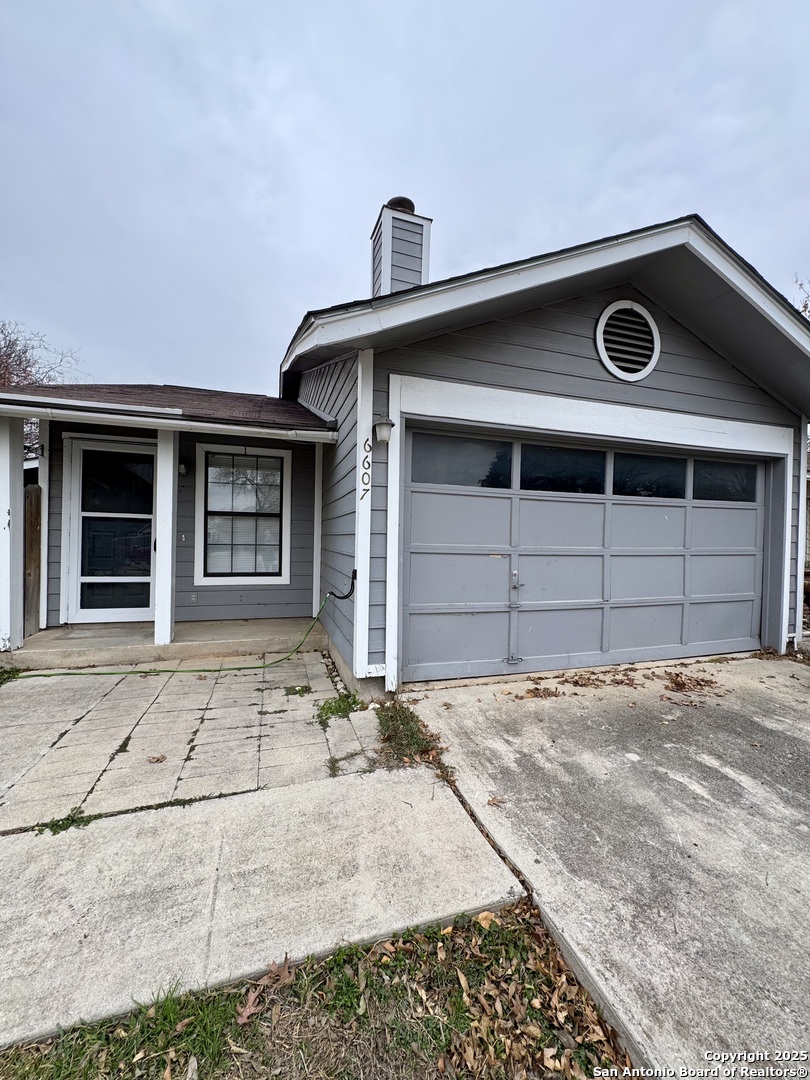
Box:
(370, 197), (432, 297)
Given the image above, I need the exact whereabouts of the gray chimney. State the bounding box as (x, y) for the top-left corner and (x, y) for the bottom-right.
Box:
(370, 197), (432, 297)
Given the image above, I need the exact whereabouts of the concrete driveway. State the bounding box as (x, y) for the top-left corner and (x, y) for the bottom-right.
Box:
(411, 656), (810, 1069)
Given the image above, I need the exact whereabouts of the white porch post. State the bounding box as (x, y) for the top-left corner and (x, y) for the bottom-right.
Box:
(153, 429), (179, 646)
(0, 417), (25, 651)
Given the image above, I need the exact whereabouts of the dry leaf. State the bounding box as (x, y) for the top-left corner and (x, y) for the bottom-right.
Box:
(476, 911), (497, 930)
(236, 986), (264, 1026)
(487, 796), (506, 807)
(174, 1018), (193, 1033)
(162, 1062), (172, 1080)
(185, 1056), (198, 1080)
(258, 954), (295, 990)
(148, 755), (167, 764)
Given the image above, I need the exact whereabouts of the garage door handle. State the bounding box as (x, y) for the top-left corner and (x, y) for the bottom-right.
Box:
(511, 571), (524, 589)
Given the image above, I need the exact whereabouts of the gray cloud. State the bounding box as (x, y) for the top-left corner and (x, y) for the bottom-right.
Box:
(1, 0), (807, 393)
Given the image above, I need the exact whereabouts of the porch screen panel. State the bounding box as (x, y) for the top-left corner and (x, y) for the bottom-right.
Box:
(77, 446), (155, 612)
(204, 453), (282, 576)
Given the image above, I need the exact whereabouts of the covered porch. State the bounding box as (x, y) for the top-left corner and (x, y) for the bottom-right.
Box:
(1, 616), (328, 670)
(0, 383), (336, 656)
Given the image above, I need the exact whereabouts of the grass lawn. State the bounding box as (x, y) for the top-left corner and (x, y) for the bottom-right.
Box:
(0, 900), (630, 1080)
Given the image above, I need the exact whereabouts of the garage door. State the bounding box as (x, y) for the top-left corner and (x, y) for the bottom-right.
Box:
(402, 431), (764, 681)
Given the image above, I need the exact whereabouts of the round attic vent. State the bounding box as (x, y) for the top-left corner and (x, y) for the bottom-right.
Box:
(596, 301), (661, 382)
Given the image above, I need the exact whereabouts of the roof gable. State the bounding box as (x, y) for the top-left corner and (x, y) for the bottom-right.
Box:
(281, 216), (810, 417)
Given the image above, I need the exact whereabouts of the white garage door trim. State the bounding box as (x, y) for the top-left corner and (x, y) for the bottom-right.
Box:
(384, 375), (794, 690)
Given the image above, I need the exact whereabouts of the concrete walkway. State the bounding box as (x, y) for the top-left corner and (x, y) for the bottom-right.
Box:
(0, 768), (520, 1045)
(0, 652), (375, 832)
(411, 656), (810, 1069)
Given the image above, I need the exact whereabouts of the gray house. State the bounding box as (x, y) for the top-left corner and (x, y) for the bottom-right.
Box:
(1, 203), (809, 691)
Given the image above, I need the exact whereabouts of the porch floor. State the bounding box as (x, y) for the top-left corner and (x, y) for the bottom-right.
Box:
(4, 618), (328, 670)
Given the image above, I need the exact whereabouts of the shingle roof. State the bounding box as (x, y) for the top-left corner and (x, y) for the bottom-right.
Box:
(0, 383), (330, 431)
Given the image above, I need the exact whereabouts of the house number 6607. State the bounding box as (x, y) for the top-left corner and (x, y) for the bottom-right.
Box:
(360, 437), (372, 500)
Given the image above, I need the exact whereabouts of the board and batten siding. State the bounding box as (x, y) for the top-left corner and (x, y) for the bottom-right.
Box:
(173, 433), (314, 622)
(298, 356), (358, 670)
(367, 286), (804, 668)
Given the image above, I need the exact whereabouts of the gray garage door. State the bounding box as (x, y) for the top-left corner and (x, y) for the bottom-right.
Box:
(402, 431), (764, 682)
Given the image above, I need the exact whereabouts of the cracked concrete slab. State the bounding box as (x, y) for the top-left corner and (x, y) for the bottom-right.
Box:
(0, 652), (343, 831)
(411, 656), (810, 1069)
(0, 768), (521, 1046)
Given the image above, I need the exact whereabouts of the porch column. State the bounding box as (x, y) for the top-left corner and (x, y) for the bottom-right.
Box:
(153, 429), (179, 646)
(0, 417), (25, 651)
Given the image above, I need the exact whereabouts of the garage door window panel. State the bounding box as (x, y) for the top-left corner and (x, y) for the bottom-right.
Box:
(693, 459), (757, 502)
(520, 445), (605, 494)
(411, 432), (512, 488)
(613, 453), (686, 499)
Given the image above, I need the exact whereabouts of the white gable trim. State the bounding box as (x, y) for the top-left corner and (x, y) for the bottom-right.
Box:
(283, 219), (810, 375)
(383, 375), (795, 690)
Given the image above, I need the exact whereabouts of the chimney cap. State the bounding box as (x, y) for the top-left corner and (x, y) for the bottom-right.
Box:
(385, 196), (415, 214)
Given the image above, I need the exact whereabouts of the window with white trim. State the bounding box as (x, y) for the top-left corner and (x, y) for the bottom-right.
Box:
(194, 444), (292, 586)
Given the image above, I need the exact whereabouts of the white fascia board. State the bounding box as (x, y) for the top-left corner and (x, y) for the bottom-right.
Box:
(281, 222), (695, 372)
(686, 230), (810, 362)
(0, 402), (337, 443)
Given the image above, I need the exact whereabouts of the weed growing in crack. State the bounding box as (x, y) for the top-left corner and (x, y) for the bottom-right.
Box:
(0, 667), (20, 688)
(376, 700), (452, 779)
(316, 693), (365, 731)
(284, 685), (312, 697)
(327, 756), (341, 777)
(35, 806), (93, 836)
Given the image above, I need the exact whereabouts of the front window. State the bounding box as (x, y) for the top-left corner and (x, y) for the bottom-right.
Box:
(204, 451), (283, 576)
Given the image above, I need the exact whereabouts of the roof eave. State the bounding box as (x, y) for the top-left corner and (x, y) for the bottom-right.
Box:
(0, 400), (337, 443)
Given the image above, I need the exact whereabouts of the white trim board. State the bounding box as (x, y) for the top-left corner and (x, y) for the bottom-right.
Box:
(193, 442), (292, 588)
(38, 420), (50, 630)
(352, 350), (374, 677)
(312, 443), (323, 617)
(383, 375), (796, 690)
(794, 418), (808, 644)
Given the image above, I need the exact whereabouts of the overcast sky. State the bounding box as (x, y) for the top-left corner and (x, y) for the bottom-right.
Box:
(1, 0), (807, 394)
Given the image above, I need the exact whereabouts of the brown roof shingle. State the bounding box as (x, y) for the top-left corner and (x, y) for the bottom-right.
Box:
(0, 383), (331, 431)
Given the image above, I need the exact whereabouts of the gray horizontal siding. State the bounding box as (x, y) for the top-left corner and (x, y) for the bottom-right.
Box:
(367, 286), (803, 667)
(173, 433), (314, 622)
(300, 356), (358, 671)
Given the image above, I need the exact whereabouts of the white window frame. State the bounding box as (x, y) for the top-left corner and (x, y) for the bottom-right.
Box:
(63, 437), (157, 623)
(194, 442), (292, 587)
